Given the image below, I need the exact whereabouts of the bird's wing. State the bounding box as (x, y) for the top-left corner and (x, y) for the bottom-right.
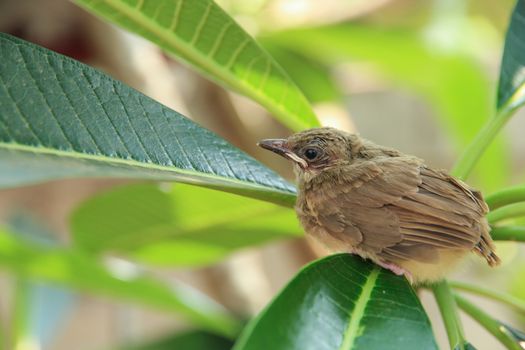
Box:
(313, 158), (484, 264)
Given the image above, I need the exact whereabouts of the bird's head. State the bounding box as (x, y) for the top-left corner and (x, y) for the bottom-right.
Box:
(258, 127), (361, 179)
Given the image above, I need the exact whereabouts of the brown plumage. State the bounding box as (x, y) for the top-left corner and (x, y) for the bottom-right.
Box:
(258, 127), (500, 283)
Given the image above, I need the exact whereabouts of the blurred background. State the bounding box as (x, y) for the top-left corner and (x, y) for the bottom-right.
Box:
(0, 0), (524, 349)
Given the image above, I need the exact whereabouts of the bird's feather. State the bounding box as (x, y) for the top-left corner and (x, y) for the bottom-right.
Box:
(299, 157), (492, 265)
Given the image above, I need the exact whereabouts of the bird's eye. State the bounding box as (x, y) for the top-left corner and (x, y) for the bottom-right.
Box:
(304, 148), (318, 160)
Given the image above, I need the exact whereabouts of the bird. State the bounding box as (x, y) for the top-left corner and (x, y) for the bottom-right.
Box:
(258, 127), (500, 284)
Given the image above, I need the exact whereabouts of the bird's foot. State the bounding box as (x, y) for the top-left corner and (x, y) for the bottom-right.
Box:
(377, 261), (413, 284)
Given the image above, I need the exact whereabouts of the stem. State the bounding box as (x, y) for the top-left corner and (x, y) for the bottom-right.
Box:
(451, 107), (513, 180)
(450, 281), (525, 313)
(432, 281), (467, 350)
(455, 294), (522, 350)
(490, 226), (525, 241)
(430, 104), (518, 350)
(486, 186), (525, 210)
(442, 49), (521, 350)
(486, 203), (525, 224)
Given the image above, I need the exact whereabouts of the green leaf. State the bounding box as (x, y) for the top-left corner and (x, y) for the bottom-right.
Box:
(116, 330), (234, 350)
(0, 33), (296, 207)
(265, 24), (508, 191)
(72, 0), (319, 131)
(234, 254), (437, 350)
(262, 42), (342, 103)
(497, 0), (525, 112)
(71, 183), (302, 265)
(0, 229), (241, 337)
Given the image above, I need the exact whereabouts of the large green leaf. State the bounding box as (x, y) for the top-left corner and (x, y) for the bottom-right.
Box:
(71, 183), (302, 265)
(497, 0), (525, 112)
(0, 229), (240, 337)
(234, 254), (437, 350)
(72, 0), (319, 131)
(0, 33), (296, 206)
(265, 24), (508, 191)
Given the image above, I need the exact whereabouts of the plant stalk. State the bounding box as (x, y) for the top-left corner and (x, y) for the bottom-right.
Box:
(455, 294), (523, 350)
(436, 101), (519, 349)
(450, 281), (525, 313)
(490, 226), (525, 241)
(487, 202), (525, 224)
(486, 185), (525, 210)
(451, 107), (514, 181)
(432, 281), (467, 350)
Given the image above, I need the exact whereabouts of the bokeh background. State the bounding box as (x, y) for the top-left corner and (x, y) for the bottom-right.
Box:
(0, 0), (524, 349)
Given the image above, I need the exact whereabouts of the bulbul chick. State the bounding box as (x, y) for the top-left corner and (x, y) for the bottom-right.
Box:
(258, 127), (500, 284)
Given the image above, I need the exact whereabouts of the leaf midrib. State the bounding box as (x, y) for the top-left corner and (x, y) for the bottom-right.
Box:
(0, 141), (295, 196)
(339, 268), (380, 350)
(81, 0), (310, 130)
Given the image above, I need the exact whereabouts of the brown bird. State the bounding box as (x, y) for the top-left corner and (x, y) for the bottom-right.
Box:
(258, 127), (500, 284)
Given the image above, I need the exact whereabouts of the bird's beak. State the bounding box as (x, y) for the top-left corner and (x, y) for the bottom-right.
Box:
(257, 139), (308, 169)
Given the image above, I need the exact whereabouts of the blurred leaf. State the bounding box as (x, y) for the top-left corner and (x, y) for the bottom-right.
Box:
(0, 33), (296, 207)
(262, 42), (342, 103)
(72, 0), (319, 131)
(14, 282), (75, 350)
(234, 254), (437, 350)
(7, 216), (75, 349)
(265, 23), (508, 191)
(0, 230), (241, 337)
(116, 330), (234, 350)
(497, 0), (525, 113)
(71, 183), (301, 266)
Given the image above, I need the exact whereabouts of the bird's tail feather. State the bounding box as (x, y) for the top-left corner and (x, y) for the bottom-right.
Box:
(474, 221), (501, 267)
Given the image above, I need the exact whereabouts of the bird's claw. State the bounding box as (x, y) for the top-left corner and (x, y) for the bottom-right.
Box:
(377, 261), (413, 284)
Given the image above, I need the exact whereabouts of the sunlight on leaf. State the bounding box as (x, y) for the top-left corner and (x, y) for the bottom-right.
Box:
(72, 0), (319, 131)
